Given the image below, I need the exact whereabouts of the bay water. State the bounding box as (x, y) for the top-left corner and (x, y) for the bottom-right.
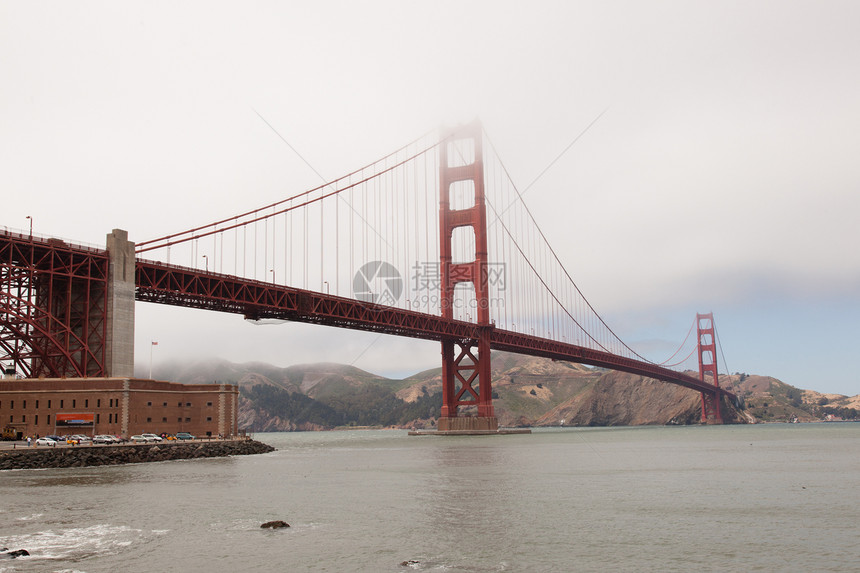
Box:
(1, 423), (858, 572)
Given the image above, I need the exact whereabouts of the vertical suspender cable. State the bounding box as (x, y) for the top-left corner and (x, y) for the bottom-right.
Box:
(264, 217), (268, 281)
(336, 176), (339, 295)
(320, 185), (324, 291)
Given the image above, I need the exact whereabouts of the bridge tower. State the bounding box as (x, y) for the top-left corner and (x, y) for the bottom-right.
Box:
(697, 312), (722, 423)
(437, 121), (498, 432)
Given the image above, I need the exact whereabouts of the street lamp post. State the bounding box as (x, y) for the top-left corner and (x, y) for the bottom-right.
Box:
(270, 269), (275, 283)
(201, 255), (208, 272)
(25, 216), (32, 238)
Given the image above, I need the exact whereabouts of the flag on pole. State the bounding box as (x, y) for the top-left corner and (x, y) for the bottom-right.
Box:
(151, 341), (158, 346)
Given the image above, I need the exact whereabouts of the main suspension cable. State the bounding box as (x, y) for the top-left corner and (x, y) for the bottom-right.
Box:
(483, 128), (654, 363)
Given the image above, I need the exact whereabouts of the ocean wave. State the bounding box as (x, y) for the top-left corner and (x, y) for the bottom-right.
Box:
(0, 523), (142, 561)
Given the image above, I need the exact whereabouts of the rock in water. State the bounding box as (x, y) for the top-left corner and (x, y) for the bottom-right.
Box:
(260, 520), (290, 529)
(0, 549), (30, 559)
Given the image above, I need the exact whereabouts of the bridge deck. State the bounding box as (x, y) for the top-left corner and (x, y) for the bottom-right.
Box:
(135, 259), (734, 399)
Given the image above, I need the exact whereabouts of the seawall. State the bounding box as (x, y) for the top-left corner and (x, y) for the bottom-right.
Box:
(0, 440), (275, 471)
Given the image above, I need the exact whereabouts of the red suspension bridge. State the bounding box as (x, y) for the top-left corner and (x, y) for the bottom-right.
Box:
(0, 121), (735, 429)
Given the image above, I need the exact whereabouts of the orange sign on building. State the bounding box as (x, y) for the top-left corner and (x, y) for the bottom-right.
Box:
(55, 412), (95, 428)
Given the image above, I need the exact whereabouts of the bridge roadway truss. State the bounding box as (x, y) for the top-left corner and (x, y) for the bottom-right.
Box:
(134, 257), (734, 414)
(0, 231), (109, 378)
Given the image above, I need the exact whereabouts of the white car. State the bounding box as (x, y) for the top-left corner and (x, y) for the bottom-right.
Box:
(35, 437), (57, 446)
(93, 435), (117, 444)
(130, 435), (147, 443)
(141, 433), (163, 442)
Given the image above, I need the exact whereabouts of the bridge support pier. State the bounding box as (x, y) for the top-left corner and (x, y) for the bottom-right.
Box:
(701, 391), (722, 424)
(105, 229), (136, 378)
(438, 335), (498, 433)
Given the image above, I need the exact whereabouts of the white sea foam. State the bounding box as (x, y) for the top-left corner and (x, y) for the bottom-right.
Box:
(0, 523), (142, 561)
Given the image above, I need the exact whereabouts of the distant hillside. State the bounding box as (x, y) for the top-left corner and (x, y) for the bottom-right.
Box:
(147, 353), (859, 431)
(727, 373), (860, 423)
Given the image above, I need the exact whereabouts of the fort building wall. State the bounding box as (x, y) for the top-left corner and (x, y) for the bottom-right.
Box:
(0, 378), (238, 439)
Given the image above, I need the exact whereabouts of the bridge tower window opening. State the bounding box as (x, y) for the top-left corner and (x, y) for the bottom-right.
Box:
(449, 180), (475, 211)
(451, 227), (476, 265)
(452, 283), (475, 322)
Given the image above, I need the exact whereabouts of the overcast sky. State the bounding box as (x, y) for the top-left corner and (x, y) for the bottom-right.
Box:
(2, 1), (858, 395)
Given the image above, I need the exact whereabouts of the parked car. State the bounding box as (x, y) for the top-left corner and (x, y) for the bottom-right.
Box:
(93, 435), (117, 444)
(35, 437), (57, 446)
(46, 435), (63, 442)
(175, 432), (195, 440)
(129, 435), (147, 443)
(70, 434), (92, 443)
(141, 433), (163, 442)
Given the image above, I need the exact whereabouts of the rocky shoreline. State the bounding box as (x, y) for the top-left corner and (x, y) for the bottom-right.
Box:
(0, 439), (275, 471)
